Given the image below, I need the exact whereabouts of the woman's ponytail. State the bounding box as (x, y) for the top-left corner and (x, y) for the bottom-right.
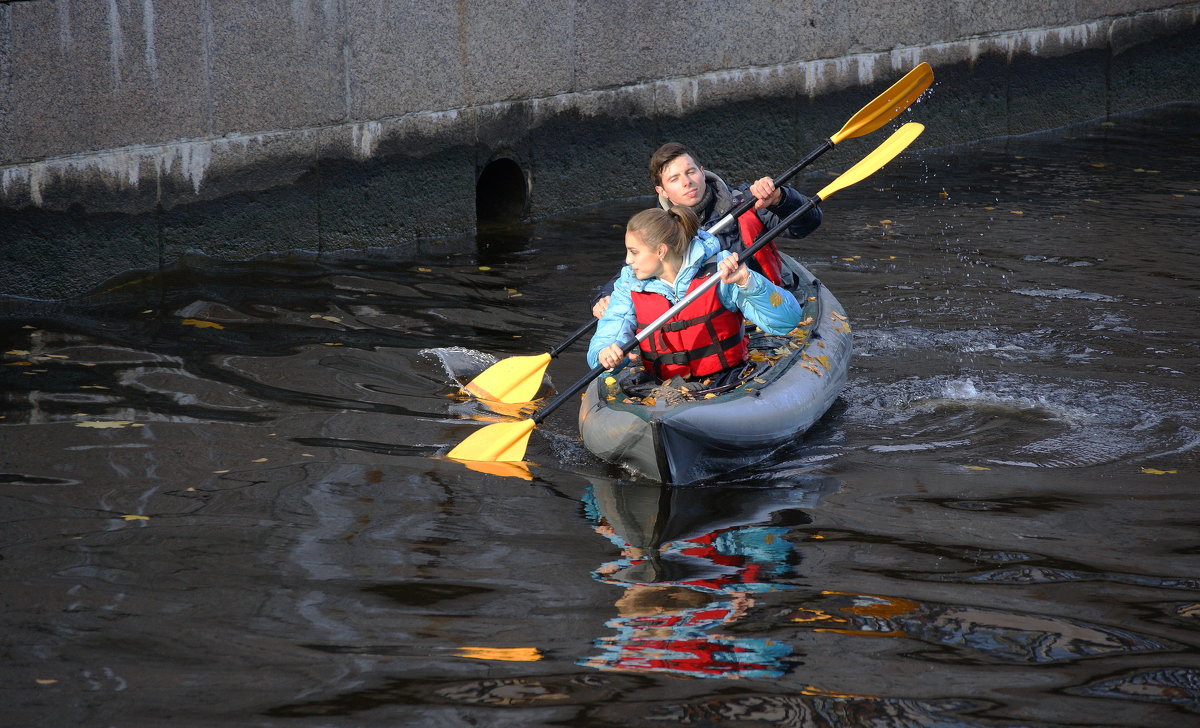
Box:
(627, 204), (700, 259)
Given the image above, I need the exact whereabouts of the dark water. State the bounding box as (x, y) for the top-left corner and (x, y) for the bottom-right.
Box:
(2, 104), (1198, 727)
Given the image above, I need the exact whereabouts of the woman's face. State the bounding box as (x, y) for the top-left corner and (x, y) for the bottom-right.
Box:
(625, 230), (665, 280)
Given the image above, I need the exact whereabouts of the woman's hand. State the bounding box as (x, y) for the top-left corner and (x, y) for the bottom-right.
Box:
(749, 176), (783, 209)
(718, 254), (751, 289)
(598, 342), (639, 370)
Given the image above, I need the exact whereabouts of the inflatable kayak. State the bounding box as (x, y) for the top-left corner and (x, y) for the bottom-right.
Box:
(577, 255), (850, 484)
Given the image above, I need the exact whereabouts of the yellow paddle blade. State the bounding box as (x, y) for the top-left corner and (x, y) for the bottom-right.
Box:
(831, 63), (933, 145)
(462, 352), (552, 403)
(817, 122), (924, 201)
(462, 459), (534, 480)
(447, 418), (536, 462)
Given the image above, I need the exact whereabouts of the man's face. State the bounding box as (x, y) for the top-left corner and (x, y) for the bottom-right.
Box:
(655, 154), (706, 206)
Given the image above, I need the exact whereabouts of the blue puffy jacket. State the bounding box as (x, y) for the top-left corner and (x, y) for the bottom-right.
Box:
(587, 231), (804, 369)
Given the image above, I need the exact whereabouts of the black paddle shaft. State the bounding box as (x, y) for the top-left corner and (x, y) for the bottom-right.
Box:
(532, 193), (824, 426)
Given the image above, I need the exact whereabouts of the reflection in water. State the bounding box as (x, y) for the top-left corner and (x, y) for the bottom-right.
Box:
(648, 693), (999, 727)
(785, 590), (1177, 664)
(579, 479), (835, 679)
(1073, 667), (1200, 714)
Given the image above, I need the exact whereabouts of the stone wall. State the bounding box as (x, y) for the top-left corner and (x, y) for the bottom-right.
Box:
(1, 0), (1198, 297)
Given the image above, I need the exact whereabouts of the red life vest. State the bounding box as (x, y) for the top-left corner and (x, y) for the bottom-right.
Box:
(736, 210), (784, 286)
(631, 264), (748, 381)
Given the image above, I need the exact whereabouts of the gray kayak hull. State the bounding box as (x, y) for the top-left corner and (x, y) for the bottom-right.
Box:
(577, 257), (851, 484)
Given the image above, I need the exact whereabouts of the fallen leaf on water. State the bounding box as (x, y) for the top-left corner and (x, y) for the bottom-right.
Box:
(964, 465), (991, 471)
(1140, 467), (1178, 475)
(122, 514), (149, 521)
(417, 267), (432, 273)
(454, 646), (542, 662)
(478, 266), (491, 271)
(1090, 162), (1106, 168)
(75, 420), (133, 429)
(181, 318), (224, 329)
(35, 679), (58, 685)
(5, 349), (30, 356)
(938, 191), (949, 198)
(251, 458), (269, 463)
(80, 385), (109, 389)
(1010, 210), (1024, 215)
(879, 219), (893, 226)
(323, 342), (344, 346)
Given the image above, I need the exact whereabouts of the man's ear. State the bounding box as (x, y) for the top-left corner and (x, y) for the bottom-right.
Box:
(654, 185), (666, 198)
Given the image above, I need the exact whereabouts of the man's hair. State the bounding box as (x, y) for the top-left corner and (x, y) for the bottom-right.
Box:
(649, 142), (701, 187)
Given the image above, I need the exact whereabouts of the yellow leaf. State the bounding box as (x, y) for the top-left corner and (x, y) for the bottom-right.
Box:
(478, 266), (491, 271)
(5, 349), (30, 356)
(769, 291), (783, 307)
(417, 267), (432, 272)
(879, 219), (893, 225)
(122, 514), (149, 521)
(1140, 467), (1178, 475)
(181, 318), (224, 329)
(323, 342), (344, 346)
(938, 191), (949, 198)
(75, 420), (132, 429)
(35, 679), (58, 685)
(1010, 210), (1024, 215)
(251, 458), (268, 463)
(704, 393), (717, 399)
(454, 646), (542, 662)
(1091, 162), (1106, 168)
(964, 465), (991, 471)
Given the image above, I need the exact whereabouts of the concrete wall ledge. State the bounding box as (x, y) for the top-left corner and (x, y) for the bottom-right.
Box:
(1, 1), (1198, 298)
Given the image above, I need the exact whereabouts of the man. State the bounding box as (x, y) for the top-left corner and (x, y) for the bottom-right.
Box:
(591, 142), (823, 317)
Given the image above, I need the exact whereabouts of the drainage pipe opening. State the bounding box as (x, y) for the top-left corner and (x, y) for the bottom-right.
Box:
(475, 158), (528, 226)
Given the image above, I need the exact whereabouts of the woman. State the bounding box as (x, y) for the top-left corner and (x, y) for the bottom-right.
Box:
(588, 205), (803, 383)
